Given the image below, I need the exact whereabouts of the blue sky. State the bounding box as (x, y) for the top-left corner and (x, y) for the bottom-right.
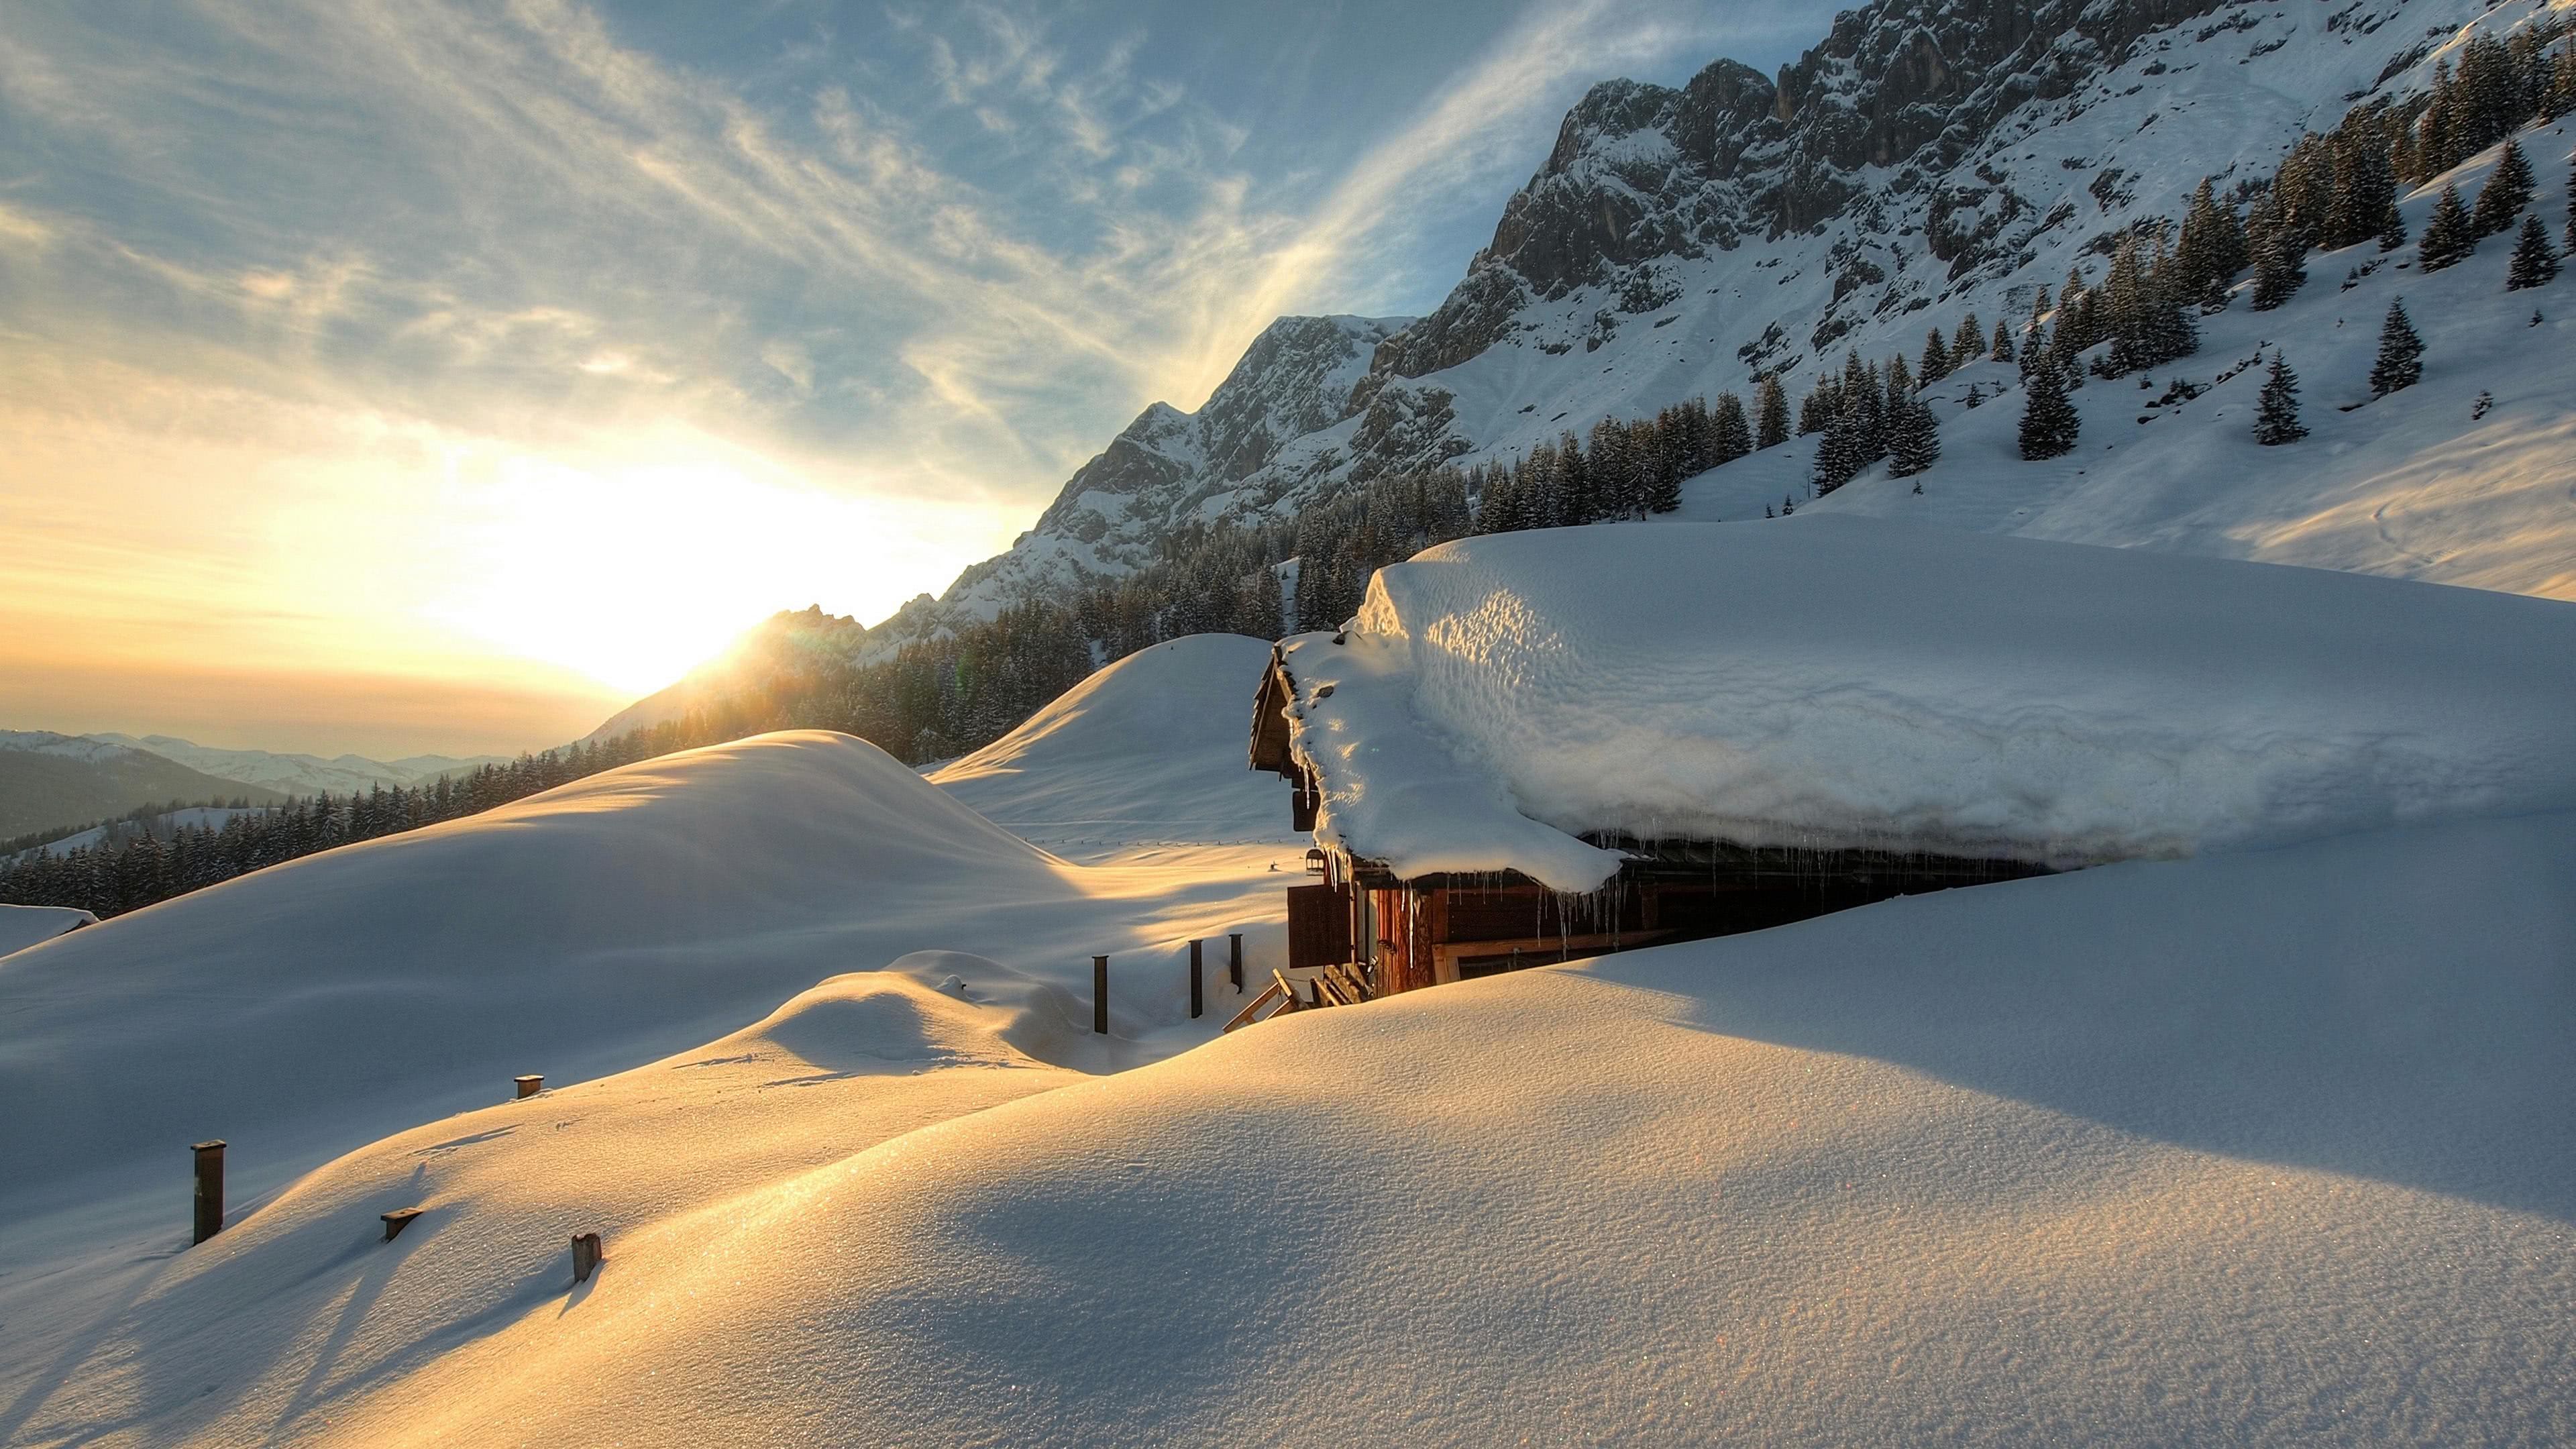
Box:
(0, 0), (1836, 754)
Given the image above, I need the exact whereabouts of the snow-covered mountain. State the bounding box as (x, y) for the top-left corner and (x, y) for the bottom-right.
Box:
(867, 0), (2569, 647)
(0, 731), (290, 840)
(84, 733), (506, 796)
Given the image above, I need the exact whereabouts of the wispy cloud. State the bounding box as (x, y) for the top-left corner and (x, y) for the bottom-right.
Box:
(0, 0), (1829, 749)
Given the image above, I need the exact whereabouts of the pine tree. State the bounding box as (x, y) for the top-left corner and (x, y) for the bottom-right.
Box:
(1991, 318), (2015, 362)
(1920, 327), (1951, 382)
(2249, 223), (2306, 311)
(1756, 375), (1789, 449)
(2017, 358), (2080, 460)
(2507, 213), (2561, 289)
(1886, 385), (1941, 478)
(2471, 139), (2535, 237)
(1953, 313), (1983, 360)
(2254, 350), (2308, 445)
(2377, 197), (2409, 252)
(2370, 298), (2424, 395)
(2418, 183), (2477, 272)
(1715, 392), (1755, 462)
(2567, 154), (2576, 255)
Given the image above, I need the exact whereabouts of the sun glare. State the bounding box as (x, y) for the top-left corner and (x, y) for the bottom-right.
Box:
(425, 451), (969, 697)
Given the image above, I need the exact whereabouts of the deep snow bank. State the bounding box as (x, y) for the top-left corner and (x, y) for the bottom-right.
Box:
(930, 633), (1287, 847)
(0, 963), (1088, 1449)
(0, 902), (93, 957)
(1286, 518), (2576, 889)
(255, 807), (2576, 1447)
(0, 732), (1281, 1218)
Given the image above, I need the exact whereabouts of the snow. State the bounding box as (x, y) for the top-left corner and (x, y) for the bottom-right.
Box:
(17, 806), (2568, 1445)
(894, 0), (2576, 653)
(929, 634), (1291, 853)
(0, 731), (1288, 1234)
(1754, 121), (2576, 601)
(0, 902), (93, 957)
(1284, 518), (2576, 890)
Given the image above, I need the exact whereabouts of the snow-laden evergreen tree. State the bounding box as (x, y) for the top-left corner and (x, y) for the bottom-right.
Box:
(2370, 298), (2424, 396)
(2377, 198), (2409, 252)
(2327, 125), (2398, 250)
(1886, 365), (1941, 478)
(1713, 392), (1754, 461)
(1952, 313), (1983, 361)
(1755, 376), (1788, 449)
(2254, 351), (2308, 445)
(2419, 183), (2477, 272)
(1991, 318), (2015, 363)
(2471, 139), (2535, 237)
(2176, 178), (2247, 305)
(2017, 358), (2079, 460)
(1920, 326), (1951, 382)
(2249, 222), (2306, 311)
(2567, 152), (2576, 254)
(2507, 213), (2561, 290)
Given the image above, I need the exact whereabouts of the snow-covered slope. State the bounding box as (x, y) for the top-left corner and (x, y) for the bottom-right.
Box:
(1691, 120), (2576, 599)
(22, 805), (2568, 1446)
(871, 0), (2569, 652)
(83, 734), (505, 796)
(928, 633), (1289, 849)
(0, 733), (1286, 1228)
(1283, 518), (2576, 890)
(0, 902), (91, 957)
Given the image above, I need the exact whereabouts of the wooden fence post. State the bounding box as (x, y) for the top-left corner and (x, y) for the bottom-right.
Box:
(1189, 939), (1203, 1019)
(514, 1074), (543, 1099)
(380, 1208), (424, 1242)
(192, 1140), (226, 1245)
(570, 1231), (603, 1284)
(1093, 955), (1108, 1034)
(1229, 932), (1244, 994)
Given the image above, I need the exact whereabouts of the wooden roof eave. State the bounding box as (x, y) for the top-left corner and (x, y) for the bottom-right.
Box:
(1248, 647), (1297, 776)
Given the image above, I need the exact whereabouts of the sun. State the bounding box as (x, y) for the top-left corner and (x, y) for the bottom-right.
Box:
(423, 450), (965, 698)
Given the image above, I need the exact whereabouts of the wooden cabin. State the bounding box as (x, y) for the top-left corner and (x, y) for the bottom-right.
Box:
(1250, 648), (2049, 1000)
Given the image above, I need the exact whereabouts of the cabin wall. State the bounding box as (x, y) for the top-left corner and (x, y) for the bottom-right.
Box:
(1371, 861), (2049, 996)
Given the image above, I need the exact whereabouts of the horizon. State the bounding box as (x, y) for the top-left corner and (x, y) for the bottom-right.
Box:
(0, 0), (1833, 759)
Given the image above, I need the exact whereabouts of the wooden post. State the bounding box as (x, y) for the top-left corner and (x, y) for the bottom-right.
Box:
(514, 1074), (543, 1099)
(1189, 939), (1203, 1020)
(1229, 933), (1244, 994)
(570, 1231), (603, 1284)
(380, 1208), (425, 1242)
(191, 1140), (225, 1245)
(1092, 955), (1108, 1034)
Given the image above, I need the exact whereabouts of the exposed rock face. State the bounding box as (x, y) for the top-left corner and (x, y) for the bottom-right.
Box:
(1368, 0), (2233, 388)
(837, 0), (2477, 654)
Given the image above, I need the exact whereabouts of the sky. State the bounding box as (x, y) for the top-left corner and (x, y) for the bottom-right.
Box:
(0, 0), (1834, 757)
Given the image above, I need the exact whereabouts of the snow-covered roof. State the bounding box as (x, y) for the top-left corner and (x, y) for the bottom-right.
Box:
(1274, 517), (2576, 892)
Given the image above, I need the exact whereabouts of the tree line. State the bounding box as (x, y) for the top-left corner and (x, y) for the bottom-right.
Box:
(0, 729), (725, 919)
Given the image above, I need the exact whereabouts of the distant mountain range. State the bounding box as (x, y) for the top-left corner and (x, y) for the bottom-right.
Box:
(0, 730), (505, 843)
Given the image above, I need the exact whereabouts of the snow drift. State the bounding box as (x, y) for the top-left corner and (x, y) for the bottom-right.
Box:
(0, 902), (93, 957)
(0, 732), (1283, 1221)
(70, 806), (2565, 1447)
(930, 633), (1287, 848)
(1284, 518), (2576, 890)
